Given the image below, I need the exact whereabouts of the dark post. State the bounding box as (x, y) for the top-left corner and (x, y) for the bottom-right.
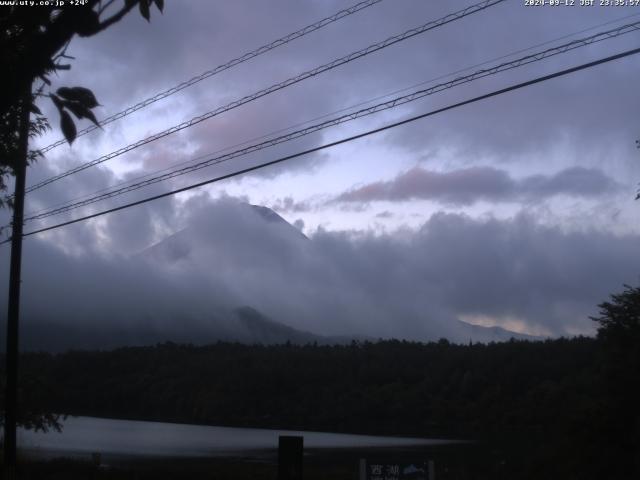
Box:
(278, 435), (303, 480)
(4, 86), (31, 473)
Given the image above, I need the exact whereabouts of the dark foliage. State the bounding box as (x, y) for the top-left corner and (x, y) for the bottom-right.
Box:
(591, 284), (640, 477)
(1, 0), (164, 436)
(16, 338), (594, 439)
(1, 337), (609, 477)
(1, 309), (638, 479)
(0, 0), (163, 209)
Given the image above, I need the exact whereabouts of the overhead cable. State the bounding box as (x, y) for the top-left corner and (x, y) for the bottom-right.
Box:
(26, 11), (640, 219)
(3, 45), (636, 244)
(38, 0), (385, 154)
(24, 20), (640, 222)
(25, 0), (506, 194)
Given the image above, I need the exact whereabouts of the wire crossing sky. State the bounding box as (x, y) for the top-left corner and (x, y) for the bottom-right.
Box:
(22, 10), (640, 221)
(3, 0), (640, 345)
(6, 45), (637, 244)
(25, 0), (506, 195)
(37, 0), (385, 155)
(21, 20), (640, 224)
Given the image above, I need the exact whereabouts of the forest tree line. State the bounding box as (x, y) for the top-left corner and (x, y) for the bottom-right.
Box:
(2, 284), (639, 478)
(16, 337), (598, 438)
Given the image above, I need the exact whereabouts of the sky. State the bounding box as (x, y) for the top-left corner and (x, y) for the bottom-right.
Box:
(2, 0), (640, 347)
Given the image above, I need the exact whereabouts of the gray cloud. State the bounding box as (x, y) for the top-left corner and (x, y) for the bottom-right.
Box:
(293, 218), (305, 231)
(272, 196), (316, 214)
(2, 1), (638, 352)
(38, 0), (371, 182)
(26, 0), (640, 206)
(375, 211), (394, 218)
(379, 4), (640, 177)
(335, 165), (620, 205)
(2, 196), (638, 351)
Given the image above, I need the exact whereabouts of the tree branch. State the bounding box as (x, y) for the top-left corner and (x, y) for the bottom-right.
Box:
(98, 0), (117, 16)
(94, 0), (139, 34)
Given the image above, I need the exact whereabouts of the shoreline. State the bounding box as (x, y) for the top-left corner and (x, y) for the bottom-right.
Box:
(13, 444), (474, 480)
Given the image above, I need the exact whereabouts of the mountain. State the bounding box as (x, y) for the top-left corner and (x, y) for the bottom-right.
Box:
(456, 320), (544, 342)
(139, 203), (306, 264)
(10, 306), (362, 352)
(232, 306), (367, 345)
(234, 305), (325, 344)
(229, 309), (543, 346)
(12, 305), (535, 353)
(250, 204), (308, 239)
(7, 200), (546, 352)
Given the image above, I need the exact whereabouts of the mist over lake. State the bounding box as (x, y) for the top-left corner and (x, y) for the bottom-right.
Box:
(19, 416), (450, 459)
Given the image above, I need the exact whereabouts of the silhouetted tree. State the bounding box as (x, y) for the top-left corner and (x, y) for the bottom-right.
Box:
(7, 337), (613, 477)
(636, 139), (640, 200)
(0, 0), (164, 434)
(0, 0), (164, 208)
(591, 284), (640, 477)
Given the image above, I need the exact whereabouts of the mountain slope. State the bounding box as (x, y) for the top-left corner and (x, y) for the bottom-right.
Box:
(456, 320), (544, 342)
(9, 200), (548, 351)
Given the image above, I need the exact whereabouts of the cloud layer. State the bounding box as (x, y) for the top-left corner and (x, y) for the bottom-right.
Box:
(335, 165), (621, 205)
(1, 2), (638, 353)
(2, 196), (637, 351)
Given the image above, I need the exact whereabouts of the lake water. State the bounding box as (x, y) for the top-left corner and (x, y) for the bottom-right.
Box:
(18, 416), (450, 459)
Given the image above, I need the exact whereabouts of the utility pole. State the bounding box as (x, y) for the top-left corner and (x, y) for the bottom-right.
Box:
(4, 85), (31, 475)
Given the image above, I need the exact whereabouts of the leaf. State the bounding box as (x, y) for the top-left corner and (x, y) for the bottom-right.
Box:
(83, 109), (100, 128)
(56, 87), (99, 108)
(50, 94), (64, 113)
(139, 0), (150, 21)
(60, 111), (77, 145)
(63, 101), (86, 119)
(63, 100), (100, 128)
(154, 0), (164, 12)
(74, 9), (101, 37)
(30, 104), (42, 115)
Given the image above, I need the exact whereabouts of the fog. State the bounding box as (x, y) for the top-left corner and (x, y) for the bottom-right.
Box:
(1, 195), (638, 351)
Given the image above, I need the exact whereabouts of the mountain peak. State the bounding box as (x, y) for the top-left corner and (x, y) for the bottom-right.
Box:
(248, 204), (308, 240)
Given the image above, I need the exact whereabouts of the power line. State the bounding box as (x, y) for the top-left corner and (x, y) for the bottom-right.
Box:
(25, 11), (640, 220)
(37, 0), (385, 154)
(22, 19), (640, 221)
(23, 20), (640, 223)
(3, 45), (637, 245)
(25, 0), (506, 194)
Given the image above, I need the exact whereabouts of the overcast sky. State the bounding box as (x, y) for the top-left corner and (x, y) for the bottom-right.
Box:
(2, 0), (640, 346)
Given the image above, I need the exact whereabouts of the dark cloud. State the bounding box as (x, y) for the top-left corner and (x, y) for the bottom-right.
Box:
(2, 1), (638, 352)
(335, 165), (620, 205)
(9, 158), (182, 256)
(27, 0), (640, 197)
(377, 4), (640, 173)
(1, 196), (638, 351)
(37, 0), (380, 181)
(375, 211), (394, 218)
(272, 196), (316, 214)
(520, 166), (622, 198)
(293, 218), (305, 231)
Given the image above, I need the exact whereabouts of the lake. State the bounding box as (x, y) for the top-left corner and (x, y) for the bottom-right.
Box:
(18, 416), (451, 460)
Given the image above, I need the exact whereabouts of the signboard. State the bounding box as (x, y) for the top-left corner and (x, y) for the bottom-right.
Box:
(359, 459), (435, 480)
